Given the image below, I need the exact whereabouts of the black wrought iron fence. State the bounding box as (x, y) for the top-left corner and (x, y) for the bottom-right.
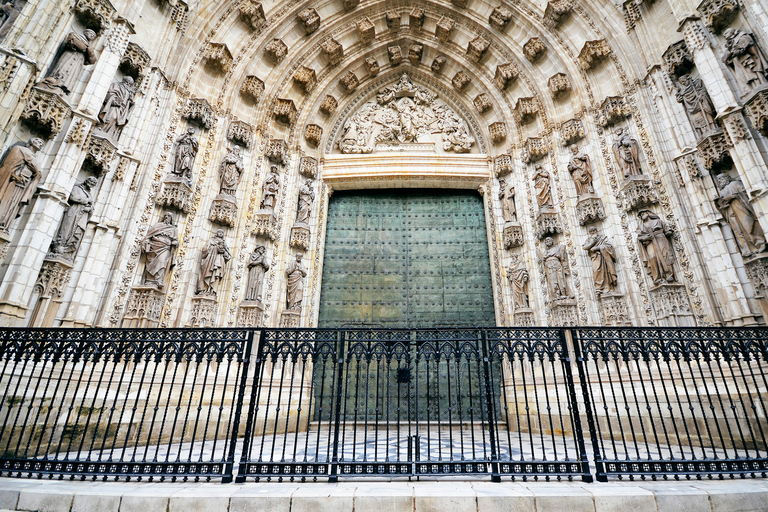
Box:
(0, 327), (767, 483)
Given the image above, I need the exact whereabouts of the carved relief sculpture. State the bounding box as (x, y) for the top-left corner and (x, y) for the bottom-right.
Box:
(171, 127), (198, 186)
(0, 138), (43, 233)
(219, 146), (243, 197)
(95, 76), (136, 140)
(716, 174), (767, 257)
(49, 176), (98, 261)
(583, 227), (619, 296)
(507, 254), (530, 311)
(286, 252), (307, 311)
(44, 30), (97, 97)
(637, 210), (677, 285)
(541, 237), (573, 300)
(567, 145), (594, 196)
(612, 128), (643, 178)
(245, 244), (270, 302)
(196, 229), (231, 296)
(260, 166), (280, 211)
(295, 179), (314, 225)
(140, 212), (178, 290)
(533, 164), (554, 209)
(722, 28), (768, 97)
(675, 74), (718, 136)
(499, 178), (517, 224)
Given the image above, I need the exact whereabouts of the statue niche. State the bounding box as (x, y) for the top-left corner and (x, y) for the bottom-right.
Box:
(336, 73), (476, 154)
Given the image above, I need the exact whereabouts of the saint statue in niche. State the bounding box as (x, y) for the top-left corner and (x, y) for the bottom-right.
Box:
(285, 252), (306, 311)
(0, 138), (43, 233)
(196, 229), (231, 296)
(499, 178), (517, 224)
(716, 174), (767, 258)
(582, 227), (619, 296)
(722, 28), (768, 96)
(140, 212), (178, 290)
(506, 254), (529, 311)
(612, 128), (643, 178)
(636, 210), (676, 285)
(49, 176), (98, 261)
(171, 128), (198, 186)
(541, 237), (573, 300)
(567, 145), (594, 197)
(219, 146), (243, 197)
(244, 244), (270, 302)
(45, 30), (97, 97)
(96, 77), (136, 140)
(532, 164), (554, 209)
(296, 179), (314, 225)
(260, 166), (279, 211)
(675, 74), (718, 136)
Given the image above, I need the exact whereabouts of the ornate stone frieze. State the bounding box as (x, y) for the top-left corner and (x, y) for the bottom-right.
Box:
(431, 55), (446, 73)
(356, 17), (375, 44)
(575, 195), (606, 225)
(21, 87), (72, 139)
(435, 16), (455, 42)
(560, 118), (584, 146)
(35, 258), (73, 299)
(489, 6), (512, 31)
(290, 225), (311, 251)
(744, 88), (768, 136)
(84, 133), (117, 174)
(388, 46), (403, 66)
(122, 286), (165, 328)
(157, 179), (193, 213)
(266, 138), (288, 165)
(495, 154), (513, 177)
(649, 283), (695, 326)
(119, 42), (151, 80)
(209, 196), (237, 227)
(297, 8), (320, 35)
(474, 93), (492, 114)
(523, 38), (547, 62)
(340, 71), (359, 93)
(386, 10), (401, 30)
(696, 129), (732, 170)
(273, 98), (297, 125)
(240, 76), (264, 103)
(0, 54), (21, 94)
(292, 66), (317, 94)
(410, 8), (425, 30)
(344, 0), (359, 11)
(598, 96), (630, 127)
(543, 0), (573, 28)
(365, 57), (380, 77)
(621, 175), (658, 210)
(280, 310), (300, 328)
(183, 98), (214, 130)
(550, 300), (578, 326)
(304, 124), (322, 147)
(513, 97), (538, 124)
(503, 223), (524, 249)
(73, 0), (115, 32)
(227, 120), (253, 148)
(189, 296), (217, 327)
(523, 137), (548, 163)
(662, 40), (694, 77)
(495, 62), (518, 90)
(697, 0), (739, 33)
(319, 95), (338, 116)
(578, 39), (611, 70)
(239, 0), (265, 30)
(300, 156), (318, 179)
(408, 44), (423, 65)
(265, 38), (288, 64)
(535, 210), (562, 239)
(467, 35), (490, 63)
(548, 72), (571, 98)
(237, 301), (264, 327)
(598, 294), (632, 326)
(513, 309), (535, 326)
(203, 42), (232, 74)
(489, 122), (506, 144)
(453, 71), (471, 91)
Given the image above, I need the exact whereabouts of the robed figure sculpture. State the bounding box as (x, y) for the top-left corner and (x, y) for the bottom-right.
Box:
(0, 138), (43, 232)
(637, 210), (676, 285)
(140, 212), (179, 289)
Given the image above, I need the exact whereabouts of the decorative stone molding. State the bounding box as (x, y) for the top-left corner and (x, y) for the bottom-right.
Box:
(119, 43), (151, 80)
(237, 301), (264, 327)
(674, 150), (704, 182)
(388, 45), (403, 66)
(203, 42), (232, 74)
(122, 286), (165, 328)
(386, 10), (401, 30)
(21, 87), (72, 139)
(474, 94), (492, 114)
(65, 117), (91, 148)
(239, 0), (265, 30)
(621, 175), (658, 210)
(649, 283), (695, 327)
(523, 38), (547, 62)
(543, 0), (573, 28)
(357, 18), (375, 44)
(189, 296), (217, 327)
(744, 88), (768, 137)
(293, 66), (317, 94)
(227, 120), (253, 148)
(662, 40), (694, 77)
(364, 57), (380, 77)
(513, 309), (535, 327)
(523, 137), (548, 163)
(745, 253), (768, 300)
(495, 62), (519, 90)
(503, 223), (524, 249)
(84, 133), (117, 174)
(266, 138), (289, 165)
(451, 0), (468, 7)
(170, 2), (189, 32)
(280, 310), (300, 328)
(321, 38), (343, 66)
(157, 179), (193, 213)
(344, 0), (359, 11)
(297, 8), (320, 35)
(548, 72), (571, 98)
(560, 118), (585, 146)
(495, 154), (513, 177)
(598, 294), (632, 326)
(697, 0), (739, 33)
(273, 98), (297, 125)
(578, 39), (611, 70)
(240, 76), (265, 103)
(265, 38), (288, 64)
(575, 195), (606, 225)
(489, 122), (506, 144)
(253, 211), (278, 240)
(535, 210), (562, 239)
(489, 6), (513, 31)
(290, 225), (311, 251)
(431, 55), (446, 73)
(35, 258), (73, 299)
(183, 98), (214, 130)
(300, 156), (318, 179)
(408, 44), (423, 65)
(452, 71), (471, 91)
(73, 0), (115, 32)
(209, 196), (237, 227)
(319, 95), (338, 116)
(435, 16), (455, 42)
(340, 71), (359, 93)
(410, 8), (425, 30)
(721, 110), (751, 142)
(467, 35), (490, 63)
(598, 96), (630, 127)
(696, 130), (732, 170)
(513, 97), (538, 124)
(304, 124), (322, 147)
(550, 299), (578, 326)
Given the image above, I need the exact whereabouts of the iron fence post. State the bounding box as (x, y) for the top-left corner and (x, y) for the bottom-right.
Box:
(234, 329), (265, 483)
(480, 329), (501, 482)
(329, 329), (347, 482)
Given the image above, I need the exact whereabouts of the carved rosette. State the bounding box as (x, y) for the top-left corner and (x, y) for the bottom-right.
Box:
(452, 71), (471, 91)
(467, 35), (490, 63)
(265, 39), (288, 64)
(84, 133), (118, 174)
(578, 39), (612, 70)
(300, 156), (318, 179)
(365, 57), (380, 77)
(503, 223), (524, 249)
(408, 44), (423, 65)
(293, 66), (317, 94)
(227, 120), (253, 148)
(513, 97), (538, 124)
(548, 73), (571, 98)
(543, 0), (572, 28)
(237, 300), (264, 327)
(410, 8), (425, 29)
(297, 8), (320, 35)
(697, 0), (739, 33)
(203, 42), (233, 74)
(523, 137), (548, 163)
(273, 98), (297, 125)
(183, 98), (214, 130)
(157, 178), (193, 213)
(319, 95), (338, 116)
(474, 94), (492, 114)
(431, 56), (446, 73)
(304, 124), (323, 147)
(321, 38), (343, 66)
(209, 196), (237, 227)
(119, 43), (151, 80)
(523, 38), (547, 62)
(122, 286), (165, 328)
(290, 225), (311, 251)
(357, 18), (375, 44)
(489, 122), (507, 144)
(489, 6), (512, 31)
(386, 10), (401, 30)
(266, 138), (288, 165)
(389, 46), (403, 66)
(436, 17), (455, 42)
(239, 0), (265, 30)
(621, 175), (658, 210)
(513, 309), (535, 327)
(535, 210), (562, 239)
(696, 130), (732, 171)
(280, 310), (301, 328)
(35, 258), (73, 299)
(241, 76), (265, 104)
(253, 211), (278, 240)
(560, 118), (585, 146)
(189, 296), (217, 327)
(549, 299), (578, 326)
(649, 283), (695, 327)
(575, 196), (606, 225)
(340, 71), (359, 93)
(73, 0), (115, 32)
(21, 87), (72, 139)
(598, 96), (631, 127)
(598, 294), (632, 326)
(495, 154), (513, 177)
(662, 40), (694, 77)
(744, 88), (768, 137)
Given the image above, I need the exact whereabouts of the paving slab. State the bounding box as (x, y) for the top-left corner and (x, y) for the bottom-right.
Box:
(290, 483), (356, 512)
(229, 483), (296, 512)
(414, 482), (477, 512)
(355, 482), (413, 512)
(471, 481), (534, 512)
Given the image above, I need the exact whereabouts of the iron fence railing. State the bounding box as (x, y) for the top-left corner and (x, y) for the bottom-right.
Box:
(0, 327), (766, 482)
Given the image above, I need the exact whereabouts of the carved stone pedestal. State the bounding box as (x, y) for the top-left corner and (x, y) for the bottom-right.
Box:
(157, 177), (193, 213)
(290, 224), (311, 251)
(237, 300), (264, 327)
(503, 222), (524, 249)
(21, 87), (72, 139)
(744, 86), (768, 137)
(621, 175), (658, 211)
(122, 285), (165, 328)
(597, 293), (631, 326)
(30, 257), (74, 327)
(649, 283), (695, 327)
(513, 308), (535, 327)
(575, 195), (605, 225)
(209, 195), (237, 227)
(535, 209), (562, 239)
(189, 295), (217, 327)
(280, 310), (301, 328)
(744, 253), (768, 319)
(549, 298), (578, 326)
(253, 210), (278, 240)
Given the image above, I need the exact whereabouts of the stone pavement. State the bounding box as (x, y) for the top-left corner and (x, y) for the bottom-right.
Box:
(0, 476), (767, 512)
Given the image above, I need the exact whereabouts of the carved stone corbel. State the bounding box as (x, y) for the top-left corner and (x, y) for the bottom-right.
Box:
(21, 87), (72, 139)
(453, 71), (471, 91)
(408, 44), (423, 65)
(388, 46), (403, 66)
(203, 42), (232, 74)
(365, 57), (380, 77)
(495, 63), (518, 90)
(410, 8), (425, 30)
(386, 10), (401, 30)
(578, 39), (612, 70)
(548, 72), (571, 98)
(273, 98), (297, 125)
(431, 55), (446, 73)
(340, 71), (359, 93)
(474, 94), (492, 114)
(227, 120), (253, 148)
(240, 76), (265, 103)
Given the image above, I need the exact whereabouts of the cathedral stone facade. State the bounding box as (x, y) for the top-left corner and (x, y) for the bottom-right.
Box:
(0, 0), (766, 329)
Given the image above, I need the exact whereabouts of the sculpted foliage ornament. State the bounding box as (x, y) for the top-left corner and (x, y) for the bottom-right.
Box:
(304, 124), (322, 147)
(356, 18), (374, 44)
(388, 46), (403, 66)
(340, 71), (359, 93)
(489, 122), (506, 144)
(453, 71), (471, 91)
(431, 55), (446, 73)
(365, 57), (380, 77)
(523, 137), (547, 163)
(560, 118), (584, 145)
(513, 97), (537, 124)
(494, 154), (513, 177)
(293, 66), (316, 94)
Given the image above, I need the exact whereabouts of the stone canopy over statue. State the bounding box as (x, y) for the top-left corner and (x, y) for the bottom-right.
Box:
(336, 74), (476, 154)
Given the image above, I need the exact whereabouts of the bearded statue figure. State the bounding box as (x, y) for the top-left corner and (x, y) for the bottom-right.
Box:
(675, 75), (718, 136)
(716, 174), (767, 258)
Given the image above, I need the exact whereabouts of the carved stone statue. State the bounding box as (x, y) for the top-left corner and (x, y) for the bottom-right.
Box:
(716, 174), (767, 258)
(196, 229), (231, 296)
(46, 30), (97, 97)
(506, 254), (529, 310)
(260, 166), (279, 211)
(0, 138), (43, 232)
(286, 252), (307, 311)
(0, 1), (21, 40)
(542, 237), (572, 299)
(244, 244), (270, 302)
(296, 179), (314, 224)
(533, 164), (554, 208)
(675, 75), (718, 136)
(171, 128), (198, 185)
(567, 145), (594, 196)
(49, 176), (98, 260)
(96, 77), (136, 140)
(722, 28), (768, 96)
(219, 146), (243, 197)
(499, 178), (517, 223)
(612, 128), (643, 178)
(140, 212), (178, 289)
(582, 227), (618, 296)
(637, 210), (676, 285)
